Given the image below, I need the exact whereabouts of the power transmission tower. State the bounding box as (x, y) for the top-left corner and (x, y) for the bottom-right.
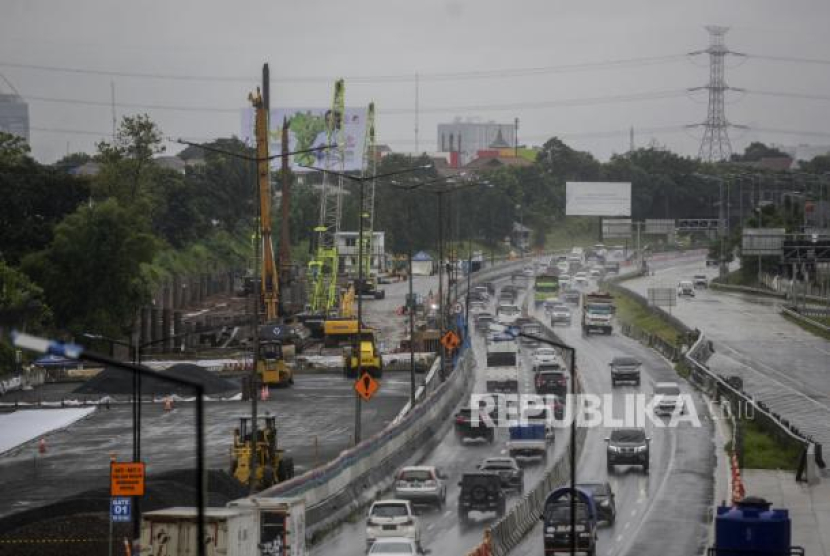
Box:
(688, 26), (746, 162)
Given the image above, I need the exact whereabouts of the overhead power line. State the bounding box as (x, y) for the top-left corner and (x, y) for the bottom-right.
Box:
(744, 54), (830, 66)
(0, 54), (686, 84)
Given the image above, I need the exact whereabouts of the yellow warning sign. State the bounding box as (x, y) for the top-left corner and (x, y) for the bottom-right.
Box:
(354, 372), (380, 401)
(441, 331), (460, 351)
(111, 462), (145, 496)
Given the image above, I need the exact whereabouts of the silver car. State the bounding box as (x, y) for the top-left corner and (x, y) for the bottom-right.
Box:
(393, 466), (447, 508)
(550, 304), (572, 325)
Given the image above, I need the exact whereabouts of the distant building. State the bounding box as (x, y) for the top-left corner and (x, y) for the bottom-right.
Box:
(0, 93), (29, 142)
(335, 231), (386, 275)
(773, 143), (830, 164)
(437, 119), (516, 166)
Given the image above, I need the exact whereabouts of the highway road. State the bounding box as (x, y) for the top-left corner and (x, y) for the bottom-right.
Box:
(311, 267), (714, 556)
(625, 258), (830, 448)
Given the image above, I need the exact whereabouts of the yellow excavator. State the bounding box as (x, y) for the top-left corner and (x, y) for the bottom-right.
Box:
(230, 416), (294, 489)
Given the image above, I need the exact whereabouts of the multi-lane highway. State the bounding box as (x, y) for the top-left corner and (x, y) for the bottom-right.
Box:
(311, 263), (714, 556)
(625, 259), (830, 448)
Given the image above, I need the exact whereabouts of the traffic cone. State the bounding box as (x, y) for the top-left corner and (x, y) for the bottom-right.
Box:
(38, 438), (46, 454)
(260, 385), (269, 401)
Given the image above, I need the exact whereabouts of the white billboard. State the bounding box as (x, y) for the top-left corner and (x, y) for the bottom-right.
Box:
(241, 107), (368, 172)
(566, 182), (631, 216)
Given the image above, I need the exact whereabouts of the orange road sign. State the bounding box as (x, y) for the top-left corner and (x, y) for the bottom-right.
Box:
(441, 331), (460, 351)
(111, 462), (145, 496)
(354, 372), (380, 401)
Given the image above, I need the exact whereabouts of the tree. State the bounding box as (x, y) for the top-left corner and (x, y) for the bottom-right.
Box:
(730, 142), (789, 162)
(21, 199), (159, 337)
(0, 144), (90, 265)
(800, 153), (830, 175)
(94, 114), (166, 203)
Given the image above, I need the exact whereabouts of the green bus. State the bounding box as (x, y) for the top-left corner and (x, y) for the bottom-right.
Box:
(534, 274), (559, 306)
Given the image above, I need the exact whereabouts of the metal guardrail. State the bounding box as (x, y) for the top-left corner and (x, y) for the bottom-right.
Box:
(781, 306), (830, 333)
(709, 281), (787, 298)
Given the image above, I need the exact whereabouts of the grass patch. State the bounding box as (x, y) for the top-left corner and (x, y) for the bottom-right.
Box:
(612, 289), (681, 345)
(782, 312), (830, 341)
(725, 418), (801, 470)
(545, 218), (601, 251)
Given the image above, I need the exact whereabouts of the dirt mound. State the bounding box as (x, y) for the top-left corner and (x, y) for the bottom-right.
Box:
(74, 363), (238, 396)
(0, 469), (248, 556)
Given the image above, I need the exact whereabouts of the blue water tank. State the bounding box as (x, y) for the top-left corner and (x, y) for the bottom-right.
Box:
(714, 497), (791, 555)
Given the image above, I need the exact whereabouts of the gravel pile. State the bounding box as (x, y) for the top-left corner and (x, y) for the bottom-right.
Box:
(74, 363), (238, 396)
(0, 469), (248, 556)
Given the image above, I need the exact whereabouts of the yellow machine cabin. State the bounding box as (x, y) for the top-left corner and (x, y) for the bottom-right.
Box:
(343, 329), (382, 379)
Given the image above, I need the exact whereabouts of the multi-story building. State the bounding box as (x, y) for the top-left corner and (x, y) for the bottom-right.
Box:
(437, 119), (516, 166)
(0, 93), (29, 142)
(335, 231), (387, 275)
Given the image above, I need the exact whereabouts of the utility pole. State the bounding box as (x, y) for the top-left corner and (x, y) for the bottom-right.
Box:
(689, 26), (746, 162)
(414, 73), (420, 154)
(514, 117), (519, 158)
(110, 81), (117, 140)
(279, 117), (292, 310)
(408, 250), (416, 407)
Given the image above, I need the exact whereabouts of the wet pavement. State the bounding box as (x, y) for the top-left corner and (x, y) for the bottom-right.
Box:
(624, 259), (830, 448)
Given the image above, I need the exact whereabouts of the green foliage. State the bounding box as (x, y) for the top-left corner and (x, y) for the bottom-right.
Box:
(737, 418), (801, 470)
(730, 142), (789, 162)
(800, 153), (830, 174)
(21, 199), (160, 337)
(0, 142), (90, 265)
(0, 260), (51, 331)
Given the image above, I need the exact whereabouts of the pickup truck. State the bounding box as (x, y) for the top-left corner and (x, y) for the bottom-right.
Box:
(507, 423), (548, 462)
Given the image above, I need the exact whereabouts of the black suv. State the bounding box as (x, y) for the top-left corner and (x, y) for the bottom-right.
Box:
(457, 472), (506, 523)
(577, 481), (616, 525)
(454, 405), (496, 443)
(606, 428), (650, 473)
(609, 356), (641, 387)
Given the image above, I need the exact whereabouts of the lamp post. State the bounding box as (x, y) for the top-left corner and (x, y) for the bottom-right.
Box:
(301, 164), (431, 444)
(14, 332), (207, 556)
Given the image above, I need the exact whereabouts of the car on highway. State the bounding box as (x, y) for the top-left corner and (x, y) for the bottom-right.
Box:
(394, 466), (447, 508)
(469, 300), (486, 314)
(706, 257), (719, 267)
(367, 537), (427, 556)
(532, 346), (559, 366)
(543, 297), (559, 312)
(472, 285), (490, 300)
(496, 304), (521, 325)
(609, 356), (642, 387)
(589, 267), (603, 280)
(542, 487), (598, 555)
(693, 274), (708, 288)
(561, 289), (581, 305)
(549, 303), (572, 325)
(654, 381), (684, 416)
(523, 265), (535, 277)
(677, 280), (695, 297)
(457, 472), (506, 523)
(606, 428), (650, 473)
(574, 271), (589, 286)
(535, 369), (567, 397)
(478, 457), (524, 492)
(557, 260), (570, 274)
(474, 312), (495, 333)
(576, 481), (616, 525)
(366, 499), (421, 549)
(454, 405), (496, 443)
(558, 274), (572, 289)
(604, 261), (620, 275)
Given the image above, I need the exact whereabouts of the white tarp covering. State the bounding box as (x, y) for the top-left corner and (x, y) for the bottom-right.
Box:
(0, 407), (95, 454)
(566, 182), (631, 216)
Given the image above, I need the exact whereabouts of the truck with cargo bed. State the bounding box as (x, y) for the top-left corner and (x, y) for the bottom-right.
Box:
(581, 292), (615, 335)
(486, 335), (519, 393)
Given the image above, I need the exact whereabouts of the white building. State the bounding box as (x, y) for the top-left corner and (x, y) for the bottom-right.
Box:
(0, 93), (29, 142)
(335, 231), (386, 275)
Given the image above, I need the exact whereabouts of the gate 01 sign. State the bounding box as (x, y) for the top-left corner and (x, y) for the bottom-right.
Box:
(647, 287), (676, 307)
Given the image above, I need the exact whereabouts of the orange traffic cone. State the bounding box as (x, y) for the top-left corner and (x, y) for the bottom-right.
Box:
(260, 385), (269, 401)
(38, 438), (46, 454)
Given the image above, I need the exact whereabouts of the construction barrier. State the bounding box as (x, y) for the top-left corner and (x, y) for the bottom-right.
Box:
(730, 452), (745, 505)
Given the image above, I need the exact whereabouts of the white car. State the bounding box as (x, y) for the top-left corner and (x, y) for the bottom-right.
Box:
(393, 466), (447, 507)
(574, 272), (589, 286)
(677, 280), (695, 297)
(533, 347), (559, 366)
(559, 274), (571, 288)
(557, 261), (570, 273)
(469, 301), (486, 314)
(366, 500), (420, 549)
(368, 537), (423, 556)
(589, 268), (603, 279)
(523, 266), (535, 277)
(654, 382), (684, 416)
(496, 304), (521, 325)
(549, 304), (572, 325)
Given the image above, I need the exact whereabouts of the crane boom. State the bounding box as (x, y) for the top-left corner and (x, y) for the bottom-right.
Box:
(360, 102), (377, 283)
(250, 89), (279, 322)
(308, 79), (346, 315)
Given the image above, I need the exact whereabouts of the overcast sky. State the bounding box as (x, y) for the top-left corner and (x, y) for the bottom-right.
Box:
(2, 0), (830, 163)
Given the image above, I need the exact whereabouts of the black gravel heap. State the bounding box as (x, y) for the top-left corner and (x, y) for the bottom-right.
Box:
(74, 363), (238, 396)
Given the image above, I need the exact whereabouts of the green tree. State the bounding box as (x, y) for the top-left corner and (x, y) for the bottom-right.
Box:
(800, 153), (830, 174)
(0, 132), (30, 165)
(21, 199), (159, 337)
(730, 142), (789, 162)
(94, 114), (165, 203)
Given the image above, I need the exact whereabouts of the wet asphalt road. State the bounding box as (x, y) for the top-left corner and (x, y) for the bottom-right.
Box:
(624, 259), (830, 448)
(311, 270), (714, 556)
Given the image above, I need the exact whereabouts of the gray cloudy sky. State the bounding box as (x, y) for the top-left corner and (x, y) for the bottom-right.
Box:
(2, 0), (830, 162)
